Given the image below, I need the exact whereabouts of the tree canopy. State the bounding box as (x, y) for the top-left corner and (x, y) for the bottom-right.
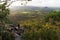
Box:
(0, 2), (9, 23)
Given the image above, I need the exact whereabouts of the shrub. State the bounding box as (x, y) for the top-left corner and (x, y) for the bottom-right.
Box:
(21, 25), (60, 40)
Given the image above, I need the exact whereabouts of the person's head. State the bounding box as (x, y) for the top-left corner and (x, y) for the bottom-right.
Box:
(18, 24), (20, 28)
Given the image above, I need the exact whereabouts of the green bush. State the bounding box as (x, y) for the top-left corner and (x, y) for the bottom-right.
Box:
(21, 25), (60, 40)
(44, 11), (60, 22)
(40, 28), (59, 40)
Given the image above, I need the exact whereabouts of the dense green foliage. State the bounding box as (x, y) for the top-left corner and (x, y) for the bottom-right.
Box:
(0, 2), (14, 40)
(21, 11), (60, 40)
(44, 11), (60, 22)
(21, 23), (60, 40)
(0, 2), (9, 23)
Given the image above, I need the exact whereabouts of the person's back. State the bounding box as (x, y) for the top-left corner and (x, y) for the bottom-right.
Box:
(17, 24), (24, 35)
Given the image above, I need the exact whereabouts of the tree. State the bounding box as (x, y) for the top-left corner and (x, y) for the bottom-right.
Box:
(0, 0), (32, 6)
(44, 11), (60, 25)
(0, 2), (15, 40)
(0, 2), (9, 23)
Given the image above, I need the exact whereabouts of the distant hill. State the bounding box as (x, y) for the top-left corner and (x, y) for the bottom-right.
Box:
(10, 6), (55, 12)
(9, 6), (55, 16)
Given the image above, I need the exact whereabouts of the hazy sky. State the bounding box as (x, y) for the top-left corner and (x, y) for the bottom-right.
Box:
(9, 0), (60, 7)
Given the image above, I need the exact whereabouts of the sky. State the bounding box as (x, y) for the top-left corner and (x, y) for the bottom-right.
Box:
(9, 0), (60, 7)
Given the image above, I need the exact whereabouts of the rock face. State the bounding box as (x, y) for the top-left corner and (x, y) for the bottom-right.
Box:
(0, 36), (2, 40)
(15, 33), (21, 40)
